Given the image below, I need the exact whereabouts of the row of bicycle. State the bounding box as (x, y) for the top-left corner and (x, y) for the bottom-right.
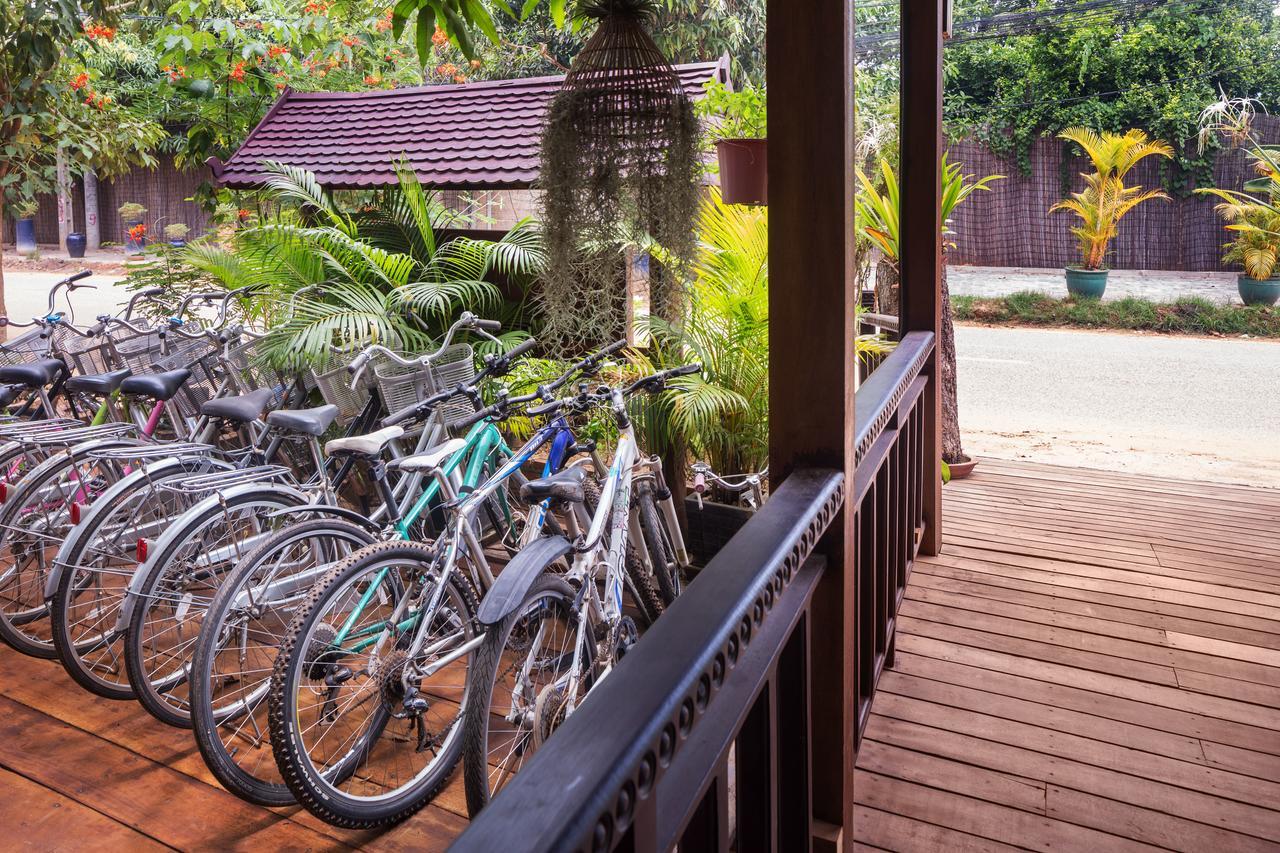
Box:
(0, 272), (698, 828)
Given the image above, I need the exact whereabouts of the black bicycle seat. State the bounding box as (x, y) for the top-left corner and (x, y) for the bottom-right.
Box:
(520, 466), (589, 504)
(65, 367), (133, 396)
(200, 388), (275, 424)
(266, 404), (340, 437)
(119, 368), (192, 401)
(0, 358), (66, 389)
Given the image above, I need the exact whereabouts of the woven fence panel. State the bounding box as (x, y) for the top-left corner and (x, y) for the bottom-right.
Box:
(5, 155), (210, 247)
(946, 115), (1280, 271)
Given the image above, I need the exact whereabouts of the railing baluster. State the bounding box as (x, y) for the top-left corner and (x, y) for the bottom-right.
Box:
(776, 615), (811, 850)
(736, 684), (775, 853)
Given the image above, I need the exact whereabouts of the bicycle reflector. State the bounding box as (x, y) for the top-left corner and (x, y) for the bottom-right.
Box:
(136, 538), (150, 563)
(70, 501), (82, 525)
(0, 482), (6, 503)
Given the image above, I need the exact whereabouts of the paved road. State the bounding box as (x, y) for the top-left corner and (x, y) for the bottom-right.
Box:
(1, 271), (129, 326)
(956, 324), (1280, 487)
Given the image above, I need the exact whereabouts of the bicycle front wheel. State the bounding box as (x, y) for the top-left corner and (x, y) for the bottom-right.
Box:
(462, 572), (582, 816)
(268, 540), (478, 829)
(191, 517), (376, 806)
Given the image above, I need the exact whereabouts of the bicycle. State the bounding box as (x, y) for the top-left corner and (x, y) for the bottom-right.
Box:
(261, 341), (654, 826)
(459, 362), (699, 815)
(691, 461), (769, 511)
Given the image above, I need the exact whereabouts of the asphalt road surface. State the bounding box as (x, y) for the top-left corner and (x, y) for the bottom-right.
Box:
(956, 324), (1280, 487)
(1, 271), (128, 326)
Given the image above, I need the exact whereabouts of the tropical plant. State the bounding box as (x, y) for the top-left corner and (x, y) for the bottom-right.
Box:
(164, 223), (190, 240)
(1050, 127), (1173, 271)
(636, 189), (768, 477)
(696, 80), (766, 140)
(118, 202), (147, 221)
(13, 200), (39, 220)
(178, 161), (544, 367)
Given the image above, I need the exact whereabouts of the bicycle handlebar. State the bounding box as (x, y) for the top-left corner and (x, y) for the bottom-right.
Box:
(47, 270), (94, 314)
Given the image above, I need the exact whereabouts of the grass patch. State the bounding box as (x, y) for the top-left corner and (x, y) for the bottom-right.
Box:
(951, 290), (1280, 338)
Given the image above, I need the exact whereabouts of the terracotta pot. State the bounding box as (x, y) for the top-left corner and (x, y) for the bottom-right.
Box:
(948, 457), (978, 480)
(716, 138), (767, 205)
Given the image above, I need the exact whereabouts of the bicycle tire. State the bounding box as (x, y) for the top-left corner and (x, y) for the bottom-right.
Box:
(635, 480), (681, 605)
(191, 517), (376, 806)
(462, 571), (580, 816)
(124, 486), (307, 727)
(582, 476), (662, 627)
(50, 457), (221, 698)
(268, 539), (478, 829)
(0, 439), (136, 657)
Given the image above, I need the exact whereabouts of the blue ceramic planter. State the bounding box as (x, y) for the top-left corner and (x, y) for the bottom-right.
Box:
(66, 232), (86, 259)
(1065, 267), (1108, 299)
(1237, 275), (1280, 307)
(15, 218), (37, 256)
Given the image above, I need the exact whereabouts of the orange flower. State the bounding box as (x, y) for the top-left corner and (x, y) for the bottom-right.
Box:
(363, 74), (380, 85)
(127, 223), (147, 241)
(229, 61), (247, 82)
(431, 26), (448, 47)
(342, 35), (358, 47)
(275, 81), (287, 90)
(70, 72), (89, 91)
(470, 59), (482, 70)
(267, 44), (289, 58)
(435, 62), (457, 77)
(82, 22), (116, 40)
(237, 208), (252, 221)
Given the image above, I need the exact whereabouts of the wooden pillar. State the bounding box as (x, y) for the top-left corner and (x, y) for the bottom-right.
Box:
(766, 0), (856, 848)
(899, 0), (945, 556)
(84, 169), (101, 251)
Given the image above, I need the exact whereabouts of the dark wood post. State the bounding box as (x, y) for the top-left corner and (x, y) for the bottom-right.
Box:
(767, 0), (856, 848)
(898, 0), (945, 556)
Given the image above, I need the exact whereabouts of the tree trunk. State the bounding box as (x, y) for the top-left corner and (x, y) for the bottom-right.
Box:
(56, 148), (73, 252)
(875, 255), (900, 315)
(84, 169), (101, 251)
(940, 252), (965, 464)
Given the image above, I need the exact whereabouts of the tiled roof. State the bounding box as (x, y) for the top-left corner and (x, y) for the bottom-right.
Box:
(212, 58), (729, 190)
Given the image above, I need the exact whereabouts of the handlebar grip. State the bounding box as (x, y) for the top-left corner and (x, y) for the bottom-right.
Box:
(455, 405), (496, 430)
(140, 287), (165, 298)
(347, 351), (371, 376)
(669, 363), (702, 378)
(503, 338), (538, 361)
(382, 401), (424, 428)
(88, 321), (107, 336)
(526, 399), (561, 418)
(474, 319), (502, 332)
(600, 339), (628, 357)
(68, 270), (92, 283)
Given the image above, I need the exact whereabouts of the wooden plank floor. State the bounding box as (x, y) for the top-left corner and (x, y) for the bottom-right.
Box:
(3, 459), (1277, 850)
(855, 459), (1280, 852)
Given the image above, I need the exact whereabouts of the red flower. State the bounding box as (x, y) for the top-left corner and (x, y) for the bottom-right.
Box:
(127, 223), (147, 241)
(267, 44), (289, 58)
(229, 61), (247, 82)
(363, 74), (380, 86)
(82, 22), (116, 40)
(237, 208), (252, 221)
(70, 72), (89, 91)
(342, 35), (358, 47)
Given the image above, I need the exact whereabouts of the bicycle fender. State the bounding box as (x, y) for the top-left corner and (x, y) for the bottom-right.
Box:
(265, 503), (382, 533)
(45, 454), (232, 599)
(477, 535), (574, 626)
(115, 481), (309, 628)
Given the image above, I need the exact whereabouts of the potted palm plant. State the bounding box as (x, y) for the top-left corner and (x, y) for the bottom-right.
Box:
(13, 199), (38, 257)
(1198, 148), (1280, 307)
(1051, 128), (1173, 298)
(697, 81), (767, 206)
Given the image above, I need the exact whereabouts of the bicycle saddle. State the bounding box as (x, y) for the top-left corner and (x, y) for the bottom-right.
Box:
(0, 358), (66, 388)
(119, 368), (192, 401)
(200, 388), (275, 423)
(324, 425), (404, 458)
(393, 437), (467, 475)
(65, 367), (133, 396)
(266, 404), (339, 437)
(520, 466), (588, 504)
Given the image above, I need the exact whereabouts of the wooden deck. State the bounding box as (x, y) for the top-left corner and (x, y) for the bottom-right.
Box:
(1, 459), (1277, 850)
(855, 459), (1280, 852)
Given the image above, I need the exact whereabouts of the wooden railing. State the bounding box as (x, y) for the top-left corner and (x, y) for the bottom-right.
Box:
(851, 330), (933, 745)
(857, 312), (900, 384)
(453, 333), (934, 852)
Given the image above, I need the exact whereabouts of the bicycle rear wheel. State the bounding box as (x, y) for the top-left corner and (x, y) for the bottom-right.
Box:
(269, 540), (477, 829)
(191, 517), (376, 806)
(50, 458), (215, 698)
(124, 487), (305, 727)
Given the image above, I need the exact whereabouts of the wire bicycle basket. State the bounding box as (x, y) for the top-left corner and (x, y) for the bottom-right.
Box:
(374, 343), (477, 431)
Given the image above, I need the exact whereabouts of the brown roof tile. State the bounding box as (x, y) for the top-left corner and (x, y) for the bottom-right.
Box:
(213, 58), (729, 190)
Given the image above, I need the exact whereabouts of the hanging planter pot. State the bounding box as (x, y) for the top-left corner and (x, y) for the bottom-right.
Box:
(538, 0), (701, 349)
(716, 138), (767, 205)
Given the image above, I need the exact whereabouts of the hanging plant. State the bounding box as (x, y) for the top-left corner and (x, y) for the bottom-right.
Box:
(538, 0), (701, 349)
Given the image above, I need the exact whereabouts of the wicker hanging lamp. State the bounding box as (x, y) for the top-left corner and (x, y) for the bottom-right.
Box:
(539, 0), (701, 349)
